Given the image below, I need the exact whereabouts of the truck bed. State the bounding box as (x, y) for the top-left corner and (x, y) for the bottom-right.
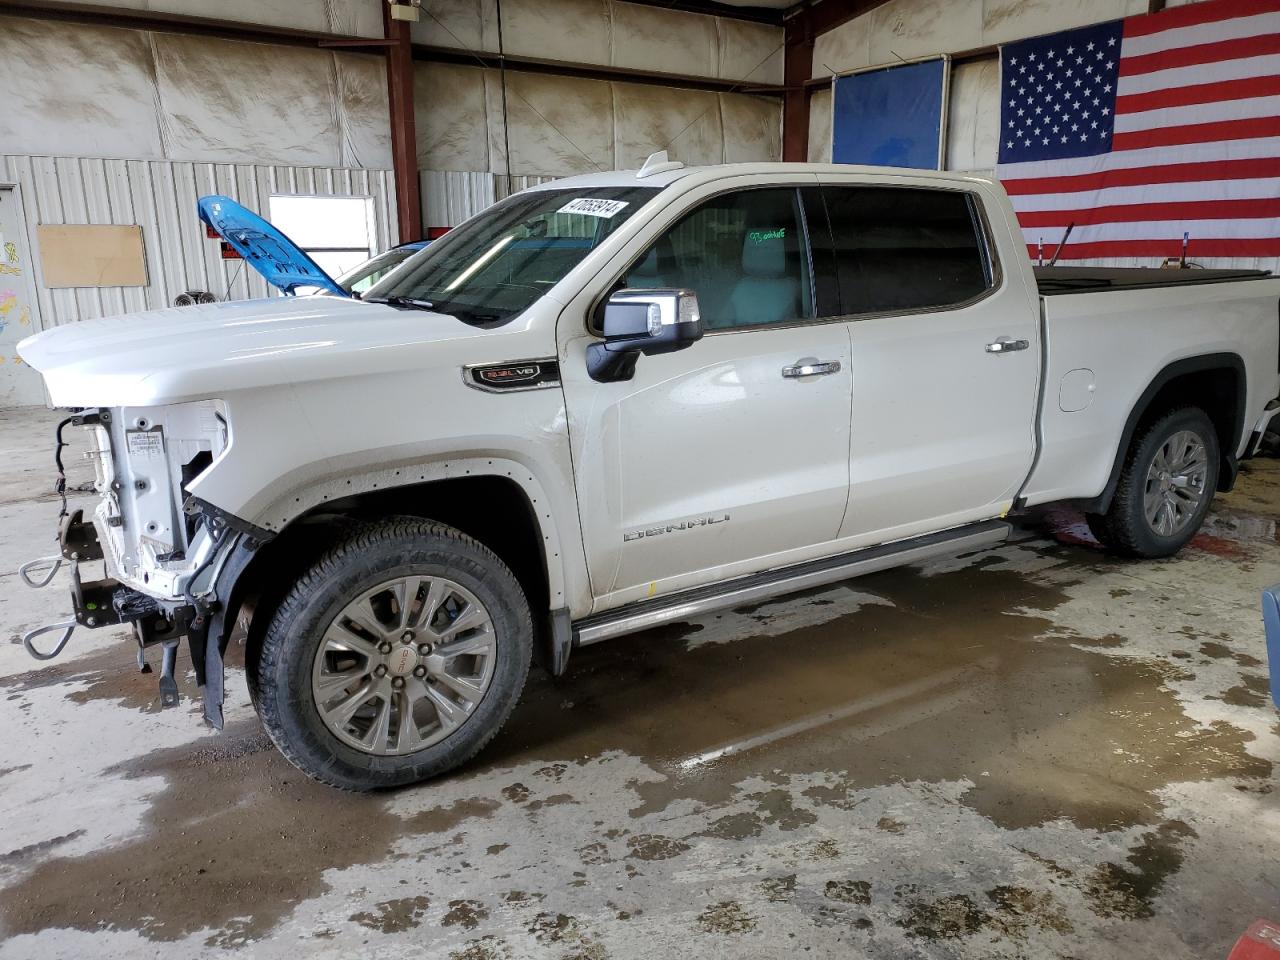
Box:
(1035, 265), (1272, 296)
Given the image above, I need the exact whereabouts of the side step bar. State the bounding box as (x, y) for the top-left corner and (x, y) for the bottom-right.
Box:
(573, 520), (1011, 647)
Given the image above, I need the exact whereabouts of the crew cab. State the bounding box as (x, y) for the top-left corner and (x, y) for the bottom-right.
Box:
(17, 157), (1280, 790)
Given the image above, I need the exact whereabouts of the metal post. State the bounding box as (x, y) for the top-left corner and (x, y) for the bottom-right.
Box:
(782, 12), (815, 162)
(384, 2), (423, 243)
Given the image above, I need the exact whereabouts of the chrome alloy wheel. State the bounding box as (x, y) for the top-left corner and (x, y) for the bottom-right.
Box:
(310, 575), (497, 755)
(1143, 429), (1209, 538)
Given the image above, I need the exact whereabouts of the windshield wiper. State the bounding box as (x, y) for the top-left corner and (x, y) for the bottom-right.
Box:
(364, 295), (436, 310)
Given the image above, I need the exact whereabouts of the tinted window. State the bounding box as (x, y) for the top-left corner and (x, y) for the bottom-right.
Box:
(626, 188), (813, 330)
(822, 187), (992, 315)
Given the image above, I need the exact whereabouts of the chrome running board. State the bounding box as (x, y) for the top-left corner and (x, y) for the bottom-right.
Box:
(573, 520), (1011, 647)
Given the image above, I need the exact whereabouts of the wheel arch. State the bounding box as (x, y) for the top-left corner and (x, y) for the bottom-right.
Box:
(1089, 352), (1245, 514)
(212, 465), (572, 698)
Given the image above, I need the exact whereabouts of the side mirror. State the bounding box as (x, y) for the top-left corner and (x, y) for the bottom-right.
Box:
(587, 288), (703, 383)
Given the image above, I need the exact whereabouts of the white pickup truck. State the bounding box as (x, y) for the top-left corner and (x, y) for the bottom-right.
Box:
(18, 159), (1280, 790)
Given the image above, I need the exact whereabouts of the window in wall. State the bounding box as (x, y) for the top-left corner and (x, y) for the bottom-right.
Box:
(626, 188), (813, 331)
(822, 187), (992, 316)
(268, 195), (376, 292)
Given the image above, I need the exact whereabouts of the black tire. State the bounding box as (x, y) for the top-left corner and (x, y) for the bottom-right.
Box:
(1084, 512), (1116, 550)
(1086, 406), (1219, 559)
(255, 518), (532, 791)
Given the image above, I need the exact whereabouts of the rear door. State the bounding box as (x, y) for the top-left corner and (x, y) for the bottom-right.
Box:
(814, 179), (1039, 544)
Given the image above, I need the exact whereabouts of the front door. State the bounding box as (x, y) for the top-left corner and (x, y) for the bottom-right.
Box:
(0, 186), (44, 407)
(561, 185), (854, 612)
(815, 180), (1040, 545)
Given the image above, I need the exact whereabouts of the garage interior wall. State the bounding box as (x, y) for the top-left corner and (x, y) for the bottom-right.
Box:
(805, 0), (1178, 171)
(414, 1), (784, 190)
(0, 2), (784, 325)
(803, 0), (1276, 271)
(0, 16), (397, 322)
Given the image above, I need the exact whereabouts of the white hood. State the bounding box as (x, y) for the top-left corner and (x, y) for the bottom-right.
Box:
(19, 296), (485, 407)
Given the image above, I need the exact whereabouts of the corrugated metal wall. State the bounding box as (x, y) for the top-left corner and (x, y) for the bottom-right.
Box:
(0, 155), (396, 326)
(420, 170), (558, 229)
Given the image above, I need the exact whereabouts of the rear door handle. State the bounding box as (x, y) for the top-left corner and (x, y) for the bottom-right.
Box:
(782, 358), (842, 378)
(986, 337), (1030, 354)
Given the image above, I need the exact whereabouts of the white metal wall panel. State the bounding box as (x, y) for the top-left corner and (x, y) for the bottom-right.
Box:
(946, 57), (1000, 172)
(420, 171), (557, 229)
(808, 88), (834, 163)
(52, 0), (383, 37)
(415, 63), (782, 176)
(812, 0), (1149, 78)
(0, 155), (395, 325)
(0, 18), (392, 169)
(414, 0), (784, 85)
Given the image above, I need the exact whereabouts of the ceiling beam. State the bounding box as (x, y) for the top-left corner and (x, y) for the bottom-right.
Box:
(618, 0), (784, 26)
(0, 0), (382, 52)
(414, 45), (786, 96)
(784, 0), (894, 38)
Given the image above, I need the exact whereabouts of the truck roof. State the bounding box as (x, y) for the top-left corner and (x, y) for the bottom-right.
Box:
(525, 162), (1001, 192)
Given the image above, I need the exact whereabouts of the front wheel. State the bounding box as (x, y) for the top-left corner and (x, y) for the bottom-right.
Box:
(255, 519), (532, 791)
(1087, 406), (1219, 558)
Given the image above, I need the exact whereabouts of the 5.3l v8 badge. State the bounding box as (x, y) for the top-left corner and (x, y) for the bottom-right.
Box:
(466, 358), (561, 393)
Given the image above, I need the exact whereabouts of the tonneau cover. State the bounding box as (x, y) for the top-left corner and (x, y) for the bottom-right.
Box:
(1035, 265), (1271, 296)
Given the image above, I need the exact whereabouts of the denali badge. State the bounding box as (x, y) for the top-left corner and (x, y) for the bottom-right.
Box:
(466, 359), (561, 393)
(624, 514), (729, 542)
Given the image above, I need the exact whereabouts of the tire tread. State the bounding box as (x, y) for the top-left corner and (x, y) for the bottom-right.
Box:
(1087, 406), (1217, 559)
(255, 517), (532, 791)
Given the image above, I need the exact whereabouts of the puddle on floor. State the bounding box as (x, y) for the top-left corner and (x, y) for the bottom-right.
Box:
(0, 545), (1272, 947)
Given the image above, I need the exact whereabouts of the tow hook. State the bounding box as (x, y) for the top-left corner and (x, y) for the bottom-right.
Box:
(17, 505), (194, 708)
(18, 555), (63, 589)
(16, 620), (77, 661)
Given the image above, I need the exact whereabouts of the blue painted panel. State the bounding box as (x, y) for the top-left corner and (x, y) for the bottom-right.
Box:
(832, 59), (947, 169)
(1262, 585), (1280, 709)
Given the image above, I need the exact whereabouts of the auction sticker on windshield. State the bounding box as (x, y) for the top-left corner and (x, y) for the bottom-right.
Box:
(558, 198), (629, 218)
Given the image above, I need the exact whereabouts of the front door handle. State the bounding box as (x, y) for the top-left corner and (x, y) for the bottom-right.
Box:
(782, 357), (842, 378)
(986, 337), (1030, 354)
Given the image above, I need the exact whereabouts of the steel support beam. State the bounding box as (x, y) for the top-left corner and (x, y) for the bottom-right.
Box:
(413, 44), (785, 96)
(384, 3), (422, 244)
(621, 0), (783, 25)
(0, 0), (379, 50)
(782, 12), (815, 161)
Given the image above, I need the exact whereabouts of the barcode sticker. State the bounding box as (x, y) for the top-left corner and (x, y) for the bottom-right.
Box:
(557, 198), (629, 218)
(126, 430), (164, 459)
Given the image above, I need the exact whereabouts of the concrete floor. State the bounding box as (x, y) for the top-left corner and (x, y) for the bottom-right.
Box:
(0, 406), (1277, 960)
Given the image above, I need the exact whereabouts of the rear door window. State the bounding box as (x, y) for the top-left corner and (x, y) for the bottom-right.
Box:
(821, 186), (994, 316)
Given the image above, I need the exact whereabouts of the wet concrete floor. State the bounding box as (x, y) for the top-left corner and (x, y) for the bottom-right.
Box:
(1, 406), (1277, 958)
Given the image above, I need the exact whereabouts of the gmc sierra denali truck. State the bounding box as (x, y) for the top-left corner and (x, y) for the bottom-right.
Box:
(17, 157), (1280, 790)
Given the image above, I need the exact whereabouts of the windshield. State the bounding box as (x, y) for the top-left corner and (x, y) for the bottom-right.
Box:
(337, 246), (421, 294)
(366, 186), (660, 325)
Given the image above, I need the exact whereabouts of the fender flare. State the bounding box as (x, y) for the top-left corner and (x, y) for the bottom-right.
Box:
(251, 455), (572, 610)
(196, 457), (580, 723)
(1089, 352), (1246, 514)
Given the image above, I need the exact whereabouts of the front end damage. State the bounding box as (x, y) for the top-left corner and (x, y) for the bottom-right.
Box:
(17, 405), (269, 727)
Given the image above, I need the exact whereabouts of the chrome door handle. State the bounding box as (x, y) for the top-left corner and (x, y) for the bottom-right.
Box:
(782, 358), (842, 378)
(986, 337), (1029, 354)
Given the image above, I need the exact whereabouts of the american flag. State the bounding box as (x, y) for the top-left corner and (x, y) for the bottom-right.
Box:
(996, 0), (1280, 267)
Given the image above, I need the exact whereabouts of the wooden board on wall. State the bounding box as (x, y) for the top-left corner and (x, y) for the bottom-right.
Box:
(36, 224), (147, 288)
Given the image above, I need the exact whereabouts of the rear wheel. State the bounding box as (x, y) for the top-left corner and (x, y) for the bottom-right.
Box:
(1086, 406), (1219, 558)
(255, 519), (532, 790)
